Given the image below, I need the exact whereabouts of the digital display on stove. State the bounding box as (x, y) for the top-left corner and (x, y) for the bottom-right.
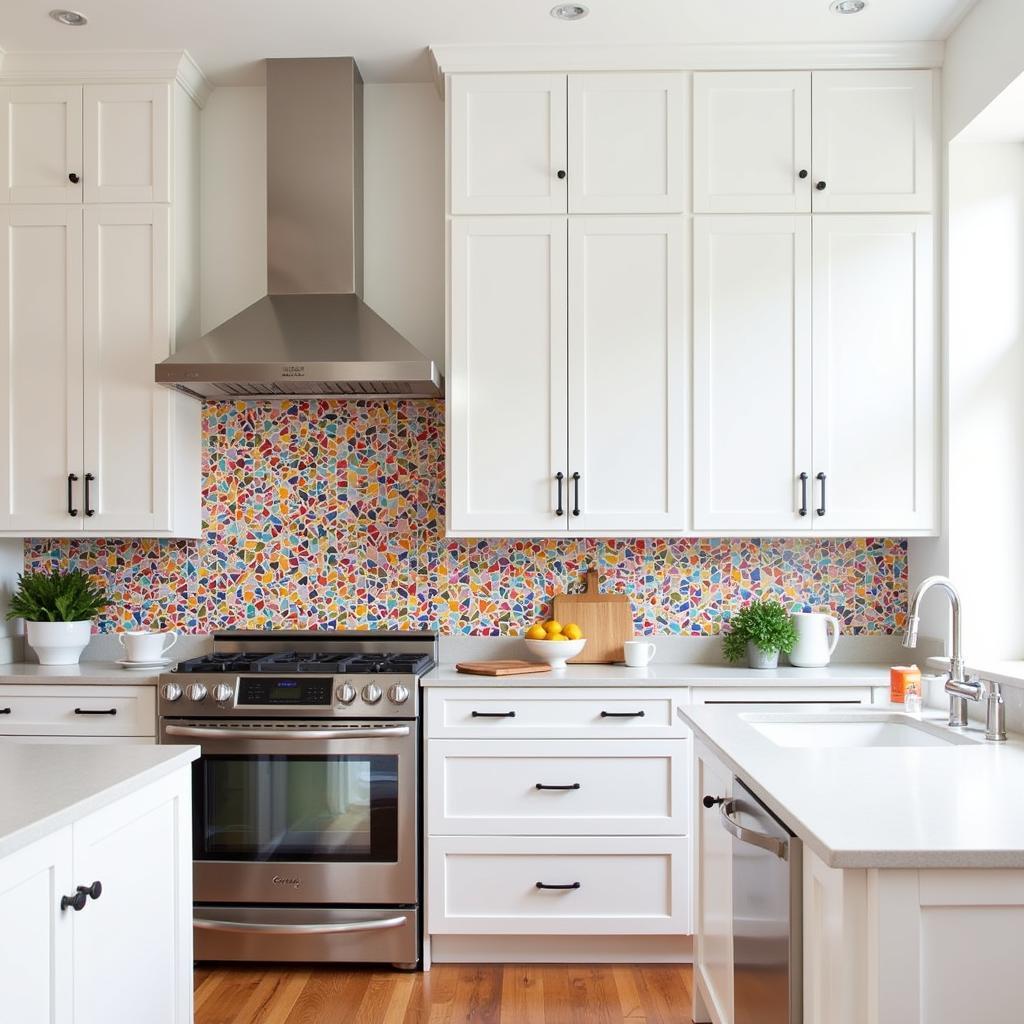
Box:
(236, 677), (332, 706)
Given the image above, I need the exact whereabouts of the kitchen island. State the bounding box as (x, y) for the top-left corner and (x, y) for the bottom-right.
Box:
(0, 742), (198, 1023)
(681, 703), (1024, 1024)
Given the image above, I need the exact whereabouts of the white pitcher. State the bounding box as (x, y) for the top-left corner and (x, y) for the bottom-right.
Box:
(788, 612), (840, 668)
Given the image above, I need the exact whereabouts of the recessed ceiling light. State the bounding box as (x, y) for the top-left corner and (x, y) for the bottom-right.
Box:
(550, 4), (589, 21)
(49, 9), (88, 26)
(830, 0), (867, 12)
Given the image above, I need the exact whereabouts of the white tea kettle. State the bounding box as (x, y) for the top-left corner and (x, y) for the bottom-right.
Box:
(788, 611), (840, 668)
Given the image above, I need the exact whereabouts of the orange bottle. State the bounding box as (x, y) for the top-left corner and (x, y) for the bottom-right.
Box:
(890, 665), (921, 705)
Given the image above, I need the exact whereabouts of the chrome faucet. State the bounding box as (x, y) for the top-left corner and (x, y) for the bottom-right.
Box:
(902, 575), (1006, 741)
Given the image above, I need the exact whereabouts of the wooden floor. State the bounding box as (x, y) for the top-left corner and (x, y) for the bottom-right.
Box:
(193, 963), (694, 1024)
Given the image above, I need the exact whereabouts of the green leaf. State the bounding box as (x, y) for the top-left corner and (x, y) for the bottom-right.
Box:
(720, 599), (799, 663)
(5, 570), (108, 624)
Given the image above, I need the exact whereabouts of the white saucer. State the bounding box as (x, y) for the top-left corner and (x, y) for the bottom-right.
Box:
(116, 658), (174, 670)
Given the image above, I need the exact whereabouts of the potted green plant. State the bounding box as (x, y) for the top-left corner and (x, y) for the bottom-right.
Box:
(5, 570), (108, 665)
(722, 599), (798, 669)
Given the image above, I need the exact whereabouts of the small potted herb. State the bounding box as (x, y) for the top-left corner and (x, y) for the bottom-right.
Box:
(722, 599), (798, 669)
(5, 570), (108, 665)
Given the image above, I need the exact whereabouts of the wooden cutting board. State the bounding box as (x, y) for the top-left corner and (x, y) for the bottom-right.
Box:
(456, 660), (552, 677)
(552, 570), (633, 664)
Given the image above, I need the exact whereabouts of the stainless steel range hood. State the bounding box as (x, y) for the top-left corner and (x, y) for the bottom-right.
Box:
(156, 58), (442, 400)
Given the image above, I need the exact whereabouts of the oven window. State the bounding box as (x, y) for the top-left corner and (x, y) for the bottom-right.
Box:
(195, 755), (398, 862)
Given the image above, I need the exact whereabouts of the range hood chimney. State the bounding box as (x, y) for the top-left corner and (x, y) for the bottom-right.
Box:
(156, 58), (443, 400)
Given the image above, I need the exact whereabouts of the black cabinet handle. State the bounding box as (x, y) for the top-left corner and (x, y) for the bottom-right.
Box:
(798, 472), (809, 517)
(535, 783), (581, 791)
(815, 181), (827, 191)
(600, 710), (645, 718)
(798, 169), (809, 179)
(77, 881), (102, 901)
(816, 472), (827, 517)
(61, 891), (88, 912)
(68, 173), (80, 184)
(75, 708), (117, 716)
(84, 472), (95, 517)
(571, 472), (580, 517)
(0, 708), (10, 715)
(556, 170), (567, 180)
(536, 881), (580, 890)
(471, 710), (516, 718)
(555, 472), (565, 517)
(67, 473), (79, 517)
(703, 795), (725, 809)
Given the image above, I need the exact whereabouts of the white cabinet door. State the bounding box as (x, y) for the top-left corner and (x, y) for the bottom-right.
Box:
(0, 828), (74, 1024)
(83, 85), (170, 204)
(693, 215), (812, 532)
(568, 215), (687, 532)
(71, 772), (192, 1024)
(693, 72), (811, 213)
(82, 204), (172, 532)
(0, 86), (83, 204)
(450, 74), (568, 214)
(567, 73), (687, 213)
(811, 71), (934, 213)
(449, 216), (568, 533)
(695, 751), (734, 1024)
(0, 206), (84, 532)
(811, 215), (936, 532)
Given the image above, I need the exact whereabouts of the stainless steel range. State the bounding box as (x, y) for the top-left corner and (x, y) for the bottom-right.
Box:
(158, 630), (435, 968)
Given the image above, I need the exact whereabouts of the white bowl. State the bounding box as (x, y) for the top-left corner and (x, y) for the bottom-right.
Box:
(524, 637), (587, 670)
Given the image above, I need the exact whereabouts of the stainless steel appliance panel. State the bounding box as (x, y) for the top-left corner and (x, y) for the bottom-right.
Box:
(725, 779), (802, 1024)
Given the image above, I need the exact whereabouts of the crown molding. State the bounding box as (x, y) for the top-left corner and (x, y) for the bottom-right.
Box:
(429, 41), (945, 96)
(0, 50), (213, 107)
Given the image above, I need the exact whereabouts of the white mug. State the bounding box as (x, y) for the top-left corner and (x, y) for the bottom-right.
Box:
(623, 640), (656, 668)
(119, 630), (178, 663)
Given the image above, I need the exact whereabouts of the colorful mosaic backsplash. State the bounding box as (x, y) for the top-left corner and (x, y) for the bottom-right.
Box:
(25, 400), (908, 636)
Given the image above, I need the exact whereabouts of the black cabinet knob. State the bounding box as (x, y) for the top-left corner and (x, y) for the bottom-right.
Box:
(61, 891), (88, 912)
(77, 881), (102, 901)
(556, 170), (567, 180)
(798, 169), (809, 179)
(703, 795), (725, 809)
(815, 181), (827, 191)
(68, 173), (80, 184)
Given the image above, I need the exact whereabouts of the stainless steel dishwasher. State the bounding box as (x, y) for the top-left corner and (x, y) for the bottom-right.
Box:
(722, 779), (802, 1024)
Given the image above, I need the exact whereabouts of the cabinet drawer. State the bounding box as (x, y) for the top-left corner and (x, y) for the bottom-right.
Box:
(427, 836), (689, 935)
(0, 685), (156, 737)
(428, 739), (688, 836)
(426, 687), (689, 738)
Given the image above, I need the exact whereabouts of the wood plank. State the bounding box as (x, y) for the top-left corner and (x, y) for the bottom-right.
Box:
(500, 965), (545, 1024)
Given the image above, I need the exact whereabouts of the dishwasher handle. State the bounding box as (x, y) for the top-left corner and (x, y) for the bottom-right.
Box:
(720, 798), (789, 860)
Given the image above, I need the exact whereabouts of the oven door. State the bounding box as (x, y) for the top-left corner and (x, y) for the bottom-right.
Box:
(161, 719), (418, 905)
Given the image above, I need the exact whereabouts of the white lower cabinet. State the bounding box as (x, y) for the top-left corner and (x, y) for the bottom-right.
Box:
(0, 768), (193, 1024)
(0, 684), (157, 740)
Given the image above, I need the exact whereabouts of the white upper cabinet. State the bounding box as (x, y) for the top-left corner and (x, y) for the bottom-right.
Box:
(450, 74), (568, 215)
(449, 216), (568, 533)
(693, 215), (812, 532)
(693, 69), (934, 214)
(811, 71), (934, 213)
(83, 85), (170, 204)
(567, 73), (687, 213)
(0, 86), (83, 203)
(693, 72), (811, 213)
(568, 216), (687, 532)
(811, 215), (936, 532)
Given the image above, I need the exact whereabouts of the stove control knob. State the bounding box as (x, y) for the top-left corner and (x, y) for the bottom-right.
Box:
(160, 682), (182, 702)
(336, 683), (357, 705)
(186, 682), (208, 703)
(362, 683), (383, 705)
(212, 683), (234, 703)
(388, 683), (410, 705)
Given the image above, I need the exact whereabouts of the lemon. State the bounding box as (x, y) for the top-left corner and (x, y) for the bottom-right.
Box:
(543, 620), (562, 636)
(564, 623), (582, 641)
(525, 624), (547, 641)
(548, 633), (569, 642)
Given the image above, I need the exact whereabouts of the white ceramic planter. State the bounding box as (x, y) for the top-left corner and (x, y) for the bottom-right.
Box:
(26, 620), (93, 665)
(747, 642), (780, 670)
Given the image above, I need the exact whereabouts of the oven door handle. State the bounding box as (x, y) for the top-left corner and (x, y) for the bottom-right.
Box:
(193, 915), (408, 936)
(163, 724), (411, 740)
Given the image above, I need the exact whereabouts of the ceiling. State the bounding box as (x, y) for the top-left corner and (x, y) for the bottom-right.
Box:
(0, 0), (980, 85)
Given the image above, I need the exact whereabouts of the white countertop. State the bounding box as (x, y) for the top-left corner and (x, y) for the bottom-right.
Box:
(680, 703), (1024, 870)
(0, 743), (199, 860)
(422, 663), (890, 687)
(0, 662), (163, 684)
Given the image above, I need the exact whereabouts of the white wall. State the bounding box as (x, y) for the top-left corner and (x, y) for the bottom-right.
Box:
(0, 538), (23, 662)
(200, 82), (444, 368)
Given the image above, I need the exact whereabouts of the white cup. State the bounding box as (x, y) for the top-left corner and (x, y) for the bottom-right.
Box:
(119, 630), (178, 663)
(623, 640), (656, 667)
